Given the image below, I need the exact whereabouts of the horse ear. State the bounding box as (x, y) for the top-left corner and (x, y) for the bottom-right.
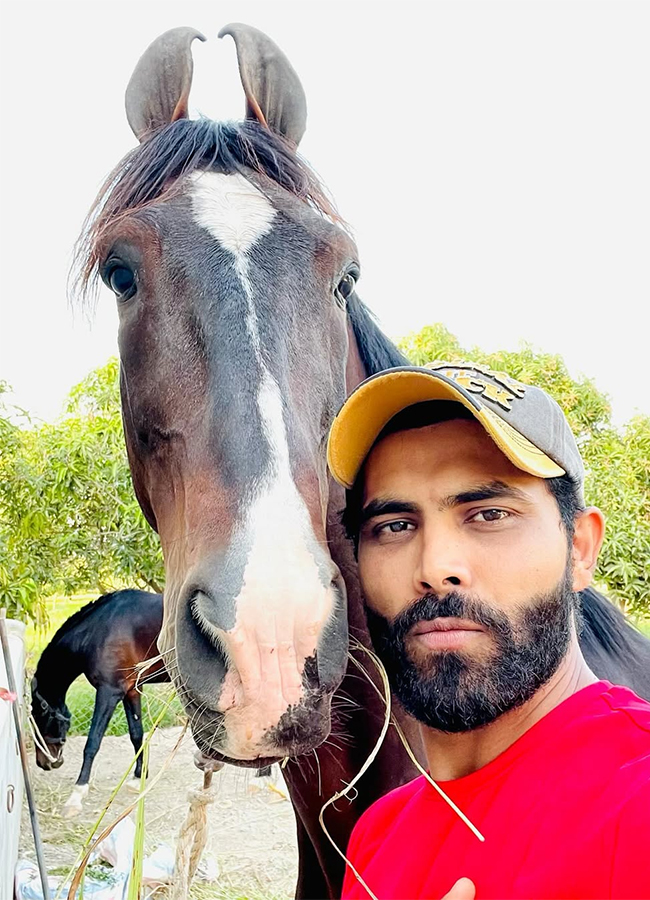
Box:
(218, 23), (307, 147)
(125, 27), (206, 142)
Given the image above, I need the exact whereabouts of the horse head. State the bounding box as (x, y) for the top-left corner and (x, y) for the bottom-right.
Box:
(31, 678), (70, 770)
(78, 25), (365, 764)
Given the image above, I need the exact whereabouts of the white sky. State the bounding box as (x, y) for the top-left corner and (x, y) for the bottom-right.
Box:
(1, 1), (648, 425)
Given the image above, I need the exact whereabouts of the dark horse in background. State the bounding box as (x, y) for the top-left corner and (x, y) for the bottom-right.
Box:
(32, 588), (275, 817)
(75, 24), (650, 897)
(31, 589), (167, 816)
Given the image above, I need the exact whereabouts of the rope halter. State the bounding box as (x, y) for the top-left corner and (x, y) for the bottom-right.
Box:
(31, 685), (71, 750)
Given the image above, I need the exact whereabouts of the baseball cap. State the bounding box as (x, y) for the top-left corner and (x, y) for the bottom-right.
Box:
(327, 361), (585, 504)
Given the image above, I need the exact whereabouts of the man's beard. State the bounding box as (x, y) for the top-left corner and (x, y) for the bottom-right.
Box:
(365, 569), (577, 733)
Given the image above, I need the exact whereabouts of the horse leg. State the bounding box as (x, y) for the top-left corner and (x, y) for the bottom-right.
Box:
(123, 689), (146, 790)
(63, 686), (121, 818)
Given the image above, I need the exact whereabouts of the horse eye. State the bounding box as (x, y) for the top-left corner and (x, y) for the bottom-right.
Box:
(335, 270), (358, 306)
(107, 264), (136, 300)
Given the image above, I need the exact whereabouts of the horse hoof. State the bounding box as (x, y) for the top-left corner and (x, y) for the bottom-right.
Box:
(62, 784), (89, 817)
(62, 800), (83, 818)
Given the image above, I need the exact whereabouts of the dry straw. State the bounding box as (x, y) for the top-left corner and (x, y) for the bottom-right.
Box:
(61, 704), (188, 900)
(127, 741), (149, 900)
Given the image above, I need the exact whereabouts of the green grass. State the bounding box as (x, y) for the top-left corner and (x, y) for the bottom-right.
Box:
(59, 676), (183, 737)
(26, 593), (184, 736)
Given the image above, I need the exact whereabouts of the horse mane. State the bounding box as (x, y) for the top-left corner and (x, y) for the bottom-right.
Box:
(74, 117), (339, 305)
(42, 591), (120, 653)
(580, 586), (647, 658)
(578, 586), (650, 696)
(347, 294), (410, 375)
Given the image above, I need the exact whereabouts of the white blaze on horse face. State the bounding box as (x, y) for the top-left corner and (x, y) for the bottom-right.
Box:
(216, 372), (335, 758)
(190, 171), (276, 254)
(190, 172), (336, 758)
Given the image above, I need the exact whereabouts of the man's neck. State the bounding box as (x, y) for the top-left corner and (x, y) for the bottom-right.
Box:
(422, 642), (598, 781)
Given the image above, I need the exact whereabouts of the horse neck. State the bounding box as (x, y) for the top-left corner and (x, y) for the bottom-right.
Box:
(35, 634), (83, 706)
(339, 313), (399, 635)
(345, 318), (368, 394)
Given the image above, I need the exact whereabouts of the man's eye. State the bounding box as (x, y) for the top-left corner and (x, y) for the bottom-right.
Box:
(470, 509), (510, 523)
(377, 521), (414, 535)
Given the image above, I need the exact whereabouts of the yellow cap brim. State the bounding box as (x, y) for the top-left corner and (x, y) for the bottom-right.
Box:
(327, 369), (565, 489)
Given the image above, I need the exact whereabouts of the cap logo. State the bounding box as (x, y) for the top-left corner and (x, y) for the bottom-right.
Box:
(426, 362), (527, 411)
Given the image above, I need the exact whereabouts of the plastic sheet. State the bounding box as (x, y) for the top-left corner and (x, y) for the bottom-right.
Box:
(15, 859), (127, 900)
(15, 817), (219, 899)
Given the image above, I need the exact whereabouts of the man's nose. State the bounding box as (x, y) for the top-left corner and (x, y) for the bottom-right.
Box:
(414, 525), (472, 595)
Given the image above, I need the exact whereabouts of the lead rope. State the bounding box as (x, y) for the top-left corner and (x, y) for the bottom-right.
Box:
(28, 712), (60, 764)
(170, 766), (218, 898)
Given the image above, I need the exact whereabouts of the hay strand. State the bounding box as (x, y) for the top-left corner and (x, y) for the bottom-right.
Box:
(64, 721), (187, 899)
(127, 741), (149, 900)
(348, 638), (485, 843)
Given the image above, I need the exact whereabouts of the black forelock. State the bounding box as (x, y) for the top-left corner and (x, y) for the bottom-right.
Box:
(74, 118), (337, 306)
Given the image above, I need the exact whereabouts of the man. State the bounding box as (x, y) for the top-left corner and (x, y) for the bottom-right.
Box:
(326, 361), (650, 900)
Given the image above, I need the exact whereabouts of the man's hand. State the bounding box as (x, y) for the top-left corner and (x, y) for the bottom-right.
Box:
(443, 877), (476, 899)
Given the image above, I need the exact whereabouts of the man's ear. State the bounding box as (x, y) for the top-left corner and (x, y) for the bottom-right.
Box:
(571, 507), (605, 591)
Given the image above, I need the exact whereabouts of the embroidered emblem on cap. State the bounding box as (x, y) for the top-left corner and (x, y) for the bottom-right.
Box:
(425, 361), (527, 411)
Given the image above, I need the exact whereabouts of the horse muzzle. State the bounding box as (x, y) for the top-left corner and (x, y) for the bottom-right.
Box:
(35, 744), (64, 770)
(159, 539), (348, 757)
(188, 686), (333, 764)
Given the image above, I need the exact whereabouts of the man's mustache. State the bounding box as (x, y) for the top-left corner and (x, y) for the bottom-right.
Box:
(389, 591), (514, 643)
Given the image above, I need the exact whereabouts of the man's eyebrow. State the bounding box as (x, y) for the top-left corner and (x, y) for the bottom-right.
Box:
(442, 480), (531, 508)
(359, 498), (419, 527)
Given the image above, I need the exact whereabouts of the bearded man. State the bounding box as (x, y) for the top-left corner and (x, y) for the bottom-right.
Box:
(326, 362), (650, 900)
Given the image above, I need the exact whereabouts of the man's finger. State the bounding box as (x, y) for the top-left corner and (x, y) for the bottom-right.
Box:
(443, 877), (477, 899)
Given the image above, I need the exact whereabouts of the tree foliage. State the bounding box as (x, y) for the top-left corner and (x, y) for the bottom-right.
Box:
(398, 324), (649, 616)
(0, 363), (163, 623)
(0, 382), (44, 622)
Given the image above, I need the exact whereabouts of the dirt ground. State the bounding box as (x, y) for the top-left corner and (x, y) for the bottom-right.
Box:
(20, 726), (298, 898)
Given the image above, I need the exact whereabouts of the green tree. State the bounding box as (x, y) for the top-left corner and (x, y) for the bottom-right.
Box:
(582, 417), (650, 614)
(32, 359), (164, 595)
(0, 383), (46, 623)
(397, 324), (650, 617)
(0, 363), (163, 624)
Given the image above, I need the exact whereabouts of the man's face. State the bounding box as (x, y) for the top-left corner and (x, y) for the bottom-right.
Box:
(357, 418), (576, 732)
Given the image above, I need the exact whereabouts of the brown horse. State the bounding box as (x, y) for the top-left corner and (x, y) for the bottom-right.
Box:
(76, 25), (650, 898)
(31, 590), (168, 816)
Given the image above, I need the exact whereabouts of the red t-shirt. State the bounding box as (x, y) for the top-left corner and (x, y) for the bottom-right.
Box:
(342, 682), (650, 900)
